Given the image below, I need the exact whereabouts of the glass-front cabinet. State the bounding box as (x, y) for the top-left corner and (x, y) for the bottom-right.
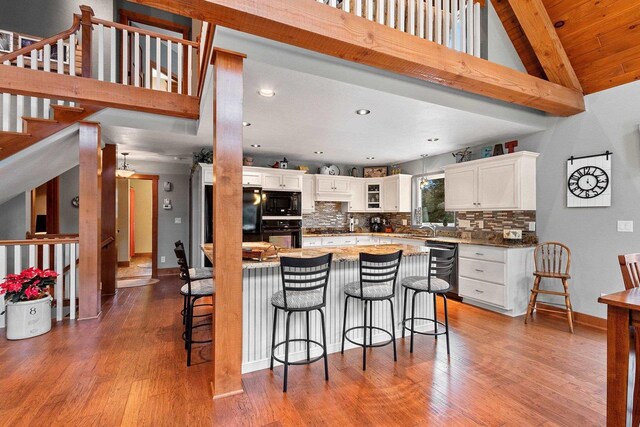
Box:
(366, 180), (383, 211)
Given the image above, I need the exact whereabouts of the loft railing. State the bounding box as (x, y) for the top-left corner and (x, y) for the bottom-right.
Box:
(0, 5), (204, 133)
(321, 0), (482, 57)
(0, 235), (80, 329)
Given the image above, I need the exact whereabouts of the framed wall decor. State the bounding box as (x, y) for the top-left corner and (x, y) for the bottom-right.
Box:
(566, 151), (612, 208)
(0, 30), (13, 53)
(363, 166), (388, 178)
(18, 35), (43, 60)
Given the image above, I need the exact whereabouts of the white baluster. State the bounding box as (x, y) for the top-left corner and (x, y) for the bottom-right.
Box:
(155, 37), (161, 90)
(166, 40), (172, 92)
(435, 0), (442, 44)
(28, 245), (36, 267)
(467, 0), (473, 54)
(43, 45), (51, 117)
(70, 243), (77, 320)
(427, 0), (433, 41)
(110, 27), (116, 83)
(355, 0), (362, 17)
(388, 0), (396, 29)
(122, 29), (128, 85)
(30, 51), (38, 118)
(57, 39), (64, 105)
(98, 24), (104, 81)
(444, 0), (450, 47)
(408, 0), (415, 35)
(474, 2), (481, 57)
(16, 55), (24, 132)
(134, 32), (140, 87)
(460, 0), (466, 53)
(55, 244), (63, 321)
(452, 0), (458, 50)
(177, 43), (183, 94)
(0, 246), (5, 329)
(13, 246), (21, 273)
(43, 244), (50, 270)
(2, 88), (8, 131)
(418, 0), (425, 38)
(366, 0), (374, 20)
(70, 33), (76, 77)
(329, 0), (337, 6)
(145, 35), (151, 89)
(377, 0), (385, 24)
(187, 45), (193, 96)
(342, 0), (350, 12)
(398, 0), (406, 32)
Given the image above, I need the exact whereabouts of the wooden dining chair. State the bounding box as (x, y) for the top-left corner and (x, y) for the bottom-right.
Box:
(524, 242), (574, 333)
(619, 253), (640, 426)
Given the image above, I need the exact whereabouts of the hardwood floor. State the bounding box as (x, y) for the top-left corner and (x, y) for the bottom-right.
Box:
(0, 276), (606, 426)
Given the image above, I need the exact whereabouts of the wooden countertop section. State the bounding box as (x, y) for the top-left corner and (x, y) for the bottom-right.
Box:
(202, 243), (429, 270)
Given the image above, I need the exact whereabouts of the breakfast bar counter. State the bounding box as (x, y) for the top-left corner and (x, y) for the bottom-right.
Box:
(202, 244), (433, 373)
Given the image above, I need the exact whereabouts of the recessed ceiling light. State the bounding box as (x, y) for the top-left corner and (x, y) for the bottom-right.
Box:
(356, 109), (371, 115)
(420, 154), (429, 158)
(427, 138), (440, 142)
(314, 151), (324, 154)
(250, 144), (261, 148)
(366, 156), (375, 160)
(243, 121), (251, 127)
(258, 89), (276, 97)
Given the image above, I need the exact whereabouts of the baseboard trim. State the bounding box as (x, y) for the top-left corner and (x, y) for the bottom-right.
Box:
(134, 252), (153, 257)
(158, 267), (180, 276)
(117, 261), (130, 268)
(535, 303), (606, 330)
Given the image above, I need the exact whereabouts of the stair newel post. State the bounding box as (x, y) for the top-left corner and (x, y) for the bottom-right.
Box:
(79, 5), (95, 78)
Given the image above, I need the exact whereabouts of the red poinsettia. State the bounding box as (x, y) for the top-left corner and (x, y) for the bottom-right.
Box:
(0, 267), (57, 304)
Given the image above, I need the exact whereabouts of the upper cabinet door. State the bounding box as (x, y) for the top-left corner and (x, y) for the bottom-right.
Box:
(477, 162), (518, 210)
(444, 167), (477, 210)
(348, 178), (365, 212)
(333, 177), (351, 193)
(242, 172), (262, 187)
(281, 175), (302, 191)
(262, 173), (283, 190)
(316, 176), (335, 192)
(382, 177), (399, 212)
(302, 175), (315, 213)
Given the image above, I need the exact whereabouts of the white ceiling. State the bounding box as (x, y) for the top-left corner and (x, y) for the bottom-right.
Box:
(100, 28), (549, 167)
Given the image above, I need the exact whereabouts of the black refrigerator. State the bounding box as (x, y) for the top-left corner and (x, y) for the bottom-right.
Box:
(242, 187), (263, 242)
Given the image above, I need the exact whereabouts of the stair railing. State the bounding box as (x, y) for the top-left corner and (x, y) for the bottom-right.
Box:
(0, 236), (80, 329)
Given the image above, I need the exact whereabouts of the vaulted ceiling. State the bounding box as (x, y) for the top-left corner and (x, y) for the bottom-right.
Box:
(492, 0), (640, 94)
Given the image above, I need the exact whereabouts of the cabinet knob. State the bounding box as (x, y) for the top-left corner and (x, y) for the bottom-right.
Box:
(475, 269), (484, 273)
(475, 289), (485, 294)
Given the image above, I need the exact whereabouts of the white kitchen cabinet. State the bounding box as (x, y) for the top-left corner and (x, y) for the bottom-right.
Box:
(390, 237), (425, 247)
(321, 236), (357, 246)
(365, 180), (383, 211)
(444, 151), (538, 211)
(382, 175), (412, 212)
(458, 244), (534, 317)
(256, 168), (304, 191)
(242, 168), (262, 187)
(302, 237), (323, 248)
(356, 236), (377, 245)
(302, 175), (316, 213)
(315, 176), (352, 202)
(347, 178), (366, 212)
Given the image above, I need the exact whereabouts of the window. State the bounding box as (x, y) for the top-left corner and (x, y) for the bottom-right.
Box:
(411, 173), (455, 227)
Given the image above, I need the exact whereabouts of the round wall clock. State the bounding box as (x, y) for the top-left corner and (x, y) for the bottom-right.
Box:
(567, 166), (609, 199)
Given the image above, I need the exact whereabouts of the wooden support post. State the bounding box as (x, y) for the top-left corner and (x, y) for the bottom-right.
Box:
(211, 48), (246, 399)
(80, 5), (95, 79)
(45, 177), (60, 234)
(101, 144), (116, 295)
(79, 121), (102, 319)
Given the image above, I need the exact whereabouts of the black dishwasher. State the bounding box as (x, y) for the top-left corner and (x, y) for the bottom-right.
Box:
(425, 241), (461, 301)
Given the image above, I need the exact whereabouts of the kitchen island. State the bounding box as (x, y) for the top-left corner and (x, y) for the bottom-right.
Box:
(202, 244), (434, 373)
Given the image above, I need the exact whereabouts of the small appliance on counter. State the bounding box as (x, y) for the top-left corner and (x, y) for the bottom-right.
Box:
(349, 216), (355, 232)
(370, 216), (382, 232)
(382, 218), (394, 233)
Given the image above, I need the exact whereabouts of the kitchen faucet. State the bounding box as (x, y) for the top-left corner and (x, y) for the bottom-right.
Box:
(421, 223), (438, 237)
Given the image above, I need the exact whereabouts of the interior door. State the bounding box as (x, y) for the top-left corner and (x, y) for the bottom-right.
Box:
(477, 162), (518, 209)
(444, 167), (477, 210)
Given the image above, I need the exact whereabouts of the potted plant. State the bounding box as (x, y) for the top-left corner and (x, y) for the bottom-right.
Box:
(0, 267), (58, 340)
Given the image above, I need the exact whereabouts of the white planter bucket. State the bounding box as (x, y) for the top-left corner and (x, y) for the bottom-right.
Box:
(5, 296), (52, 340)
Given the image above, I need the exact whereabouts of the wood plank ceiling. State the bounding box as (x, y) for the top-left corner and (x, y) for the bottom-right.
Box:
(492, 0), (640, 94)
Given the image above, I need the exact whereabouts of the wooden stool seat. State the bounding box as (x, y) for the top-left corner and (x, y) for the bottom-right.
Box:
(525, 242), (574, 333)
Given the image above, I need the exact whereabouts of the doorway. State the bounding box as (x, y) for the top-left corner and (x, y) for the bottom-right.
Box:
(116, 174), (158, 283)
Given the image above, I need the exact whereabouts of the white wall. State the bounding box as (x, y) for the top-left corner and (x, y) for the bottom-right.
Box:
(486, 1), (527, 73)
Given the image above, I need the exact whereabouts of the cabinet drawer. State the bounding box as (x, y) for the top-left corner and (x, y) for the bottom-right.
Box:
(459, 244), (506, 263)
(459, 258), (505, 285)
(242, 173), (262, 186)
(302, 238), (322, 248)
(459, 277), (506, 308)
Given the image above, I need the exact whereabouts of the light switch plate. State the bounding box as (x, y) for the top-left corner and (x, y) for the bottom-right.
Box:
(402, 219), (408, 226)
(160, 256), (166, 263)
(477, 220), (484, 229)
(175, 217), (182, 224)
(528, 222), (536, 232)
(618, 220), (634, 233)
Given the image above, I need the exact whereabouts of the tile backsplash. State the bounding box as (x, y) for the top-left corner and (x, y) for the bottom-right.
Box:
(303, 202), (350, 229)
(455, 210), (536, 233)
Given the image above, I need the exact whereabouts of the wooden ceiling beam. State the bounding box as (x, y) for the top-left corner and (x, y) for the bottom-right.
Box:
(131, 0), (584, 116)
(507, 0), (582, 92)
(0, 65), (199, 119)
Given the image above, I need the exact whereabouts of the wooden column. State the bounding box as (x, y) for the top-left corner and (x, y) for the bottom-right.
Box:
(45, 177), (60, 234)
(212, 48), (246, 399)
(101, 144), (117, 295)
(79, 121), (102, 319)
(79, 5), (95, 79)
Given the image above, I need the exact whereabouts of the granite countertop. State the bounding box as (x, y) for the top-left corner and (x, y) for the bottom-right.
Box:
(201, 243), (430, 270)
(425, 236), (537, 248)
(303, 232), (428, 241)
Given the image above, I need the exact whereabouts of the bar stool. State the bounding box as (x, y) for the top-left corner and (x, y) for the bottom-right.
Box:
(175, 241), (213, 325)
(174, 246), (214, 366)
(341, 251), (403, 371)
(270, 254), (333, 392)
(524, 242), (574, 333)
(400, 247), (456, 355)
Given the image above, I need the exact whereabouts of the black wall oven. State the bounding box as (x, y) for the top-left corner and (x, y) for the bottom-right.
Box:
(262, 191), (301, 218)
(262, 219), (302, 249)
(243, 187), (263, 243)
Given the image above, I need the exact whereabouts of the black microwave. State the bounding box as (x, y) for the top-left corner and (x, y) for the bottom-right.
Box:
(262, 191), (302, 217)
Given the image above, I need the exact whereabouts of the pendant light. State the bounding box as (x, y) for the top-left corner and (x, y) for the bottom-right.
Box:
(116, 152), (136, 178)
(419, 154), (429, 189)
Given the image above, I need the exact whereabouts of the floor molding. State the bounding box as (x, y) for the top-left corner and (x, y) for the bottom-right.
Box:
(535, 303), (606, 330)
(117, 261), (130, 268)
(158, 267), (180, 276)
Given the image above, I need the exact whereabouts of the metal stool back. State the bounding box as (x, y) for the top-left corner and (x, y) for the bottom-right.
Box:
(358, 251), (404, 299)
(270, 254), (333, 392)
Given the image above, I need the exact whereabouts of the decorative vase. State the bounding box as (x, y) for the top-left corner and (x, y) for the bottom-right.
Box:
(5, 296), (52, 340)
